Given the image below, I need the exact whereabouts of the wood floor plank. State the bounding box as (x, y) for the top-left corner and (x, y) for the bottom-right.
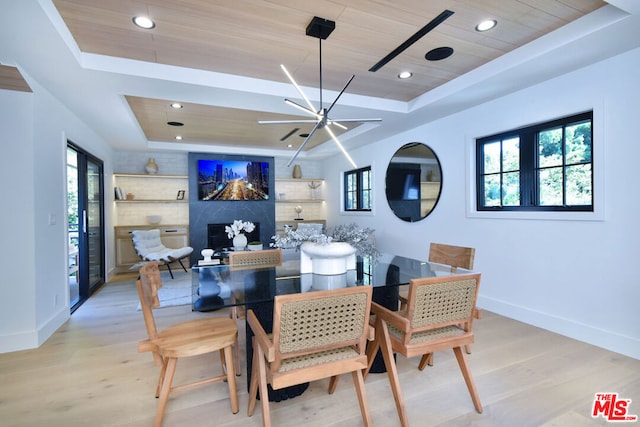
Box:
(0, 276), (637, 426)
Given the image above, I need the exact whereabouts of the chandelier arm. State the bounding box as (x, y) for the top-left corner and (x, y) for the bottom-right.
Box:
(325, 75), (355, 116)
(284, 99), (321, 118)
(281, 64), (317, 113)
(325, 125), (357, 169)
(287, 120), (323, 167)
(259, 120), (319, 124)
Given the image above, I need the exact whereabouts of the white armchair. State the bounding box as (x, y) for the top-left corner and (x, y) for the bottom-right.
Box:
(131, 229), (193, 279)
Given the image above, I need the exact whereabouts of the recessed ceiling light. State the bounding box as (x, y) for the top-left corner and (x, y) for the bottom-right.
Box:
(170, 103), (183, 109)
(475, 19), (497, 32)
(167, 121), (184, 126)
(398, 71), (413, 79)
(175, 136), (182, 140)
(132, 16), (155, 29)
(425, 47), (454, 61)
(287, 144), (293, 148)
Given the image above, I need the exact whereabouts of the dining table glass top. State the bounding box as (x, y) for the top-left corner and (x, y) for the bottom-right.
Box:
(191, 249), (466, 312)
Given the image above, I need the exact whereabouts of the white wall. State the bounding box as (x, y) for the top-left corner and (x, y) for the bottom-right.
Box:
(0, 88), (37, 351)
(325, 47), (640, 360)
(0, 77), (114, 353)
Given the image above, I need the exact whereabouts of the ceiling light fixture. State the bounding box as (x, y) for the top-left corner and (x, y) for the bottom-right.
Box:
(475, 19), (497, 32)
(132, 16), (155, 29)
(175, 136), (182, 140)
(258, 16), (382, 169)
(170, 103), (183, 109)
(398, 71), (413, 79)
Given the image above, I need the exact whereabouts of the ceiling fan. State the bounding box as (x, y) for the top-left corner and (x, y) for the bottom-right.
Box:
(258, 16), (382, 168)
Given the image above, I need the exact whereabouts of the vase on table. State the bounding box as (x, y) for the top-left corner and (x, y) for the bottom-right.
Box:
(233, 233), (248, 251)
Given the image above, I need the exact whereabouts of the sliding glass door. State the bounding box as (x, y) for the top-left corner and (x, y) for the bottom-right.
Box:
(67, 143), (105, 312)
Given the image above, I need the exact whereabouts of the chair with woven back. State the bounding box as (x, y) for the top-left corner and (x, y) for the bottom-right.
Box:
(247, 286), (374, 427)
(224, 248), (283, 374)
(399, 242), (479, 360)
(365, 273), (483, 427)
(136, 261), (239, 427)
(227, 248), (283, 269)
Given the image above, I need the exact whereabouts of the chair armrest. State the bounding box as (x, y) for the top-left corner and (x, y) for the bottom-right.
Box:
(371, 302), (410, 332)
(246, 309), (275, 362)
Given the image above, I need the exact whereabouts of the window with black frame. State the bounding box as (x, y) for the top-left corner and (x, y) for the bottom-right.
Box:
(344, 166), (372, 212)
(476, 111), (593, 212)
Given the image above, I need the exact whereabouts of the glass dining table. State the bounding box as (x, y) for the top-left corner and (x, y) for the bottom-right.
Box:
(191, 249), (464, 400)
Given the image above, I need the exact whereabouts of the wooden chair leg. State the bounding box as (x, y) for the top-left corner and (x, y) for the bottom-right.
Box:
(256, 345), (271, 427)
(155, 357), (168, 398)
(247, 339), (260, 417)
(363, 333), (381, 380)
(223, 345), (239, 414)
(418, 353), (433, 370)
(155, 357), (177, 427)
(230, 307), (242, 376)
(352, 369), (373, 427)
(452, 347), (483, 414)
(377, 319), (409, 427)
(328, 375), (339, 394)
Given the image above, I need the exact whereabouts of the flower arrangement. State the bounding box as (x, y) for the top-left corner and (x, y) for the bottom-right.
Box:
(272, 222), (378, 257)
(225, 220), (255, 238)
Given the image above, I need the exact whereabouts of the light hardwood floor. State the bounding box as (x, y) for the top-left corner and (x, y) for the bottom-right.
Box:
(1, 273), (638, 427)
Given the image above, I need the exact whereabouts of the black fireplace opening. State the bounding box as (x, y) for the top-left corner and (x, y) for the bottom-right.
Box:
(207, 222), (261, 252)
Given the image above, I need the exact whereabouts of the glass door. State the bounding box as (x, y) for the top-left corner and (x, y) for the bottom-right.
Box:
(67, 143), (104, 312)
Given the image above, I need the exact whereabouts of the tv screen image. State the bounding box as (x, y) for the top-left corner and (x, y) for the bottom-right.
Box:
(197, 159), (269, 201)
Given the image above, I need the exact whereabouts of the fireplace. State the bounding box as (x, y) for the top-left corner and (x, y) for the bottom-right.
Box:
(207, 222), (261, 252)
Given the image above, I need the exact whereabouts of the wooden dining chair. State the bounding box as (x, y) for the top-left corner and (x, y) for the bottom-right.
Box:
(136, 261), (239, 427)
(400, 242), (479, 358)
(227, 248), (282, 269)
(247, 286), (374, 427)
(365, 273), (483, 427)
(226, 248), (283, 373)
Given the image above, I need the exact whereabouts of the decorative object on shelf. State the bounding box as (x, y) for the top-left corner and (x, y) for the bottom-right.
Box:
(295, 205), (303, 220)
(126, 193), (135, 200)
(146, 215), (161, 224)
(225, 220), (255, 251)
(427, 169), (436, 182)
(247, 242), (263, 251)
(292, 164), (302, 179)
(201, 248), (214, 262)
(145, 157), (159, 174)
(272, 222), (378, 258)
(278, 192), (286, 200)
(176, 190), (185, 200)
(308, 181), (321, 199)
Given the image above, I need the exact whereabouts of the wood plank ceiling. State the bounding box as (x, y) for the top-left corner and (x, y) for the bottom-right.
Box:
(51, 0), (606, 151)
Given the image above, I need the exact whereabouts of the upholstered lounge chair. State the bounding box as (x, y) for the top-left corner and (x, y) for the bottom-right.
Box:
(131, 229), (193, 279)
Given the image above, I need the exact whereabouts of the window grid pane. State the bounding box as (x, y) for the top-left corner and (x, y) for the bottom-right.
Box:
(477, 111), (593, 212)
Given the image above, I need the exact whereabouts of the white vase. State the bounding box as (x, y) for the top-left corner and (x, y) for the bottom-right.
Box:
(233, 234), (247, 251)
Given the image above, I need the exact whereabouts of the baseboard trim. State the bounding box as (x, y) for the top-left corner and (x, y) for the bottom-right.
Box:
(477, 295), (640, 360)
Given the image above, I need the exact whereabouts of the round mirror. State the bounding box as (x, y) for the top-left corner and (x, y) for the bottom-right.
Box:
(385, 142), (442, 222)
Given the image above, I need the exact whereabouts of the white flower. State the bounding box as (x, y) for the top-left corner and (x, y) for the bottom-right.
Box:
(225, 220), (255, 238)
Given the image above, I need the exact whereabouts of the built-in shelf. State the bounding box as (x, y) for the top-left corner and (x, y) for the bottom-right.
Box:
(113, 173), (188, 179)
(276, 199), (325, 203)
(115, 199), (189, 203)
(275, 178), (325, 225)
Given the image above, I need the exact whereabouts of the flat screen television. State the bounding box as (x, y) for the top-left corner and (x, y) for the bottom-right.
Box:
(197, 159), (269, 201)
(386, 165), (421, 201)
